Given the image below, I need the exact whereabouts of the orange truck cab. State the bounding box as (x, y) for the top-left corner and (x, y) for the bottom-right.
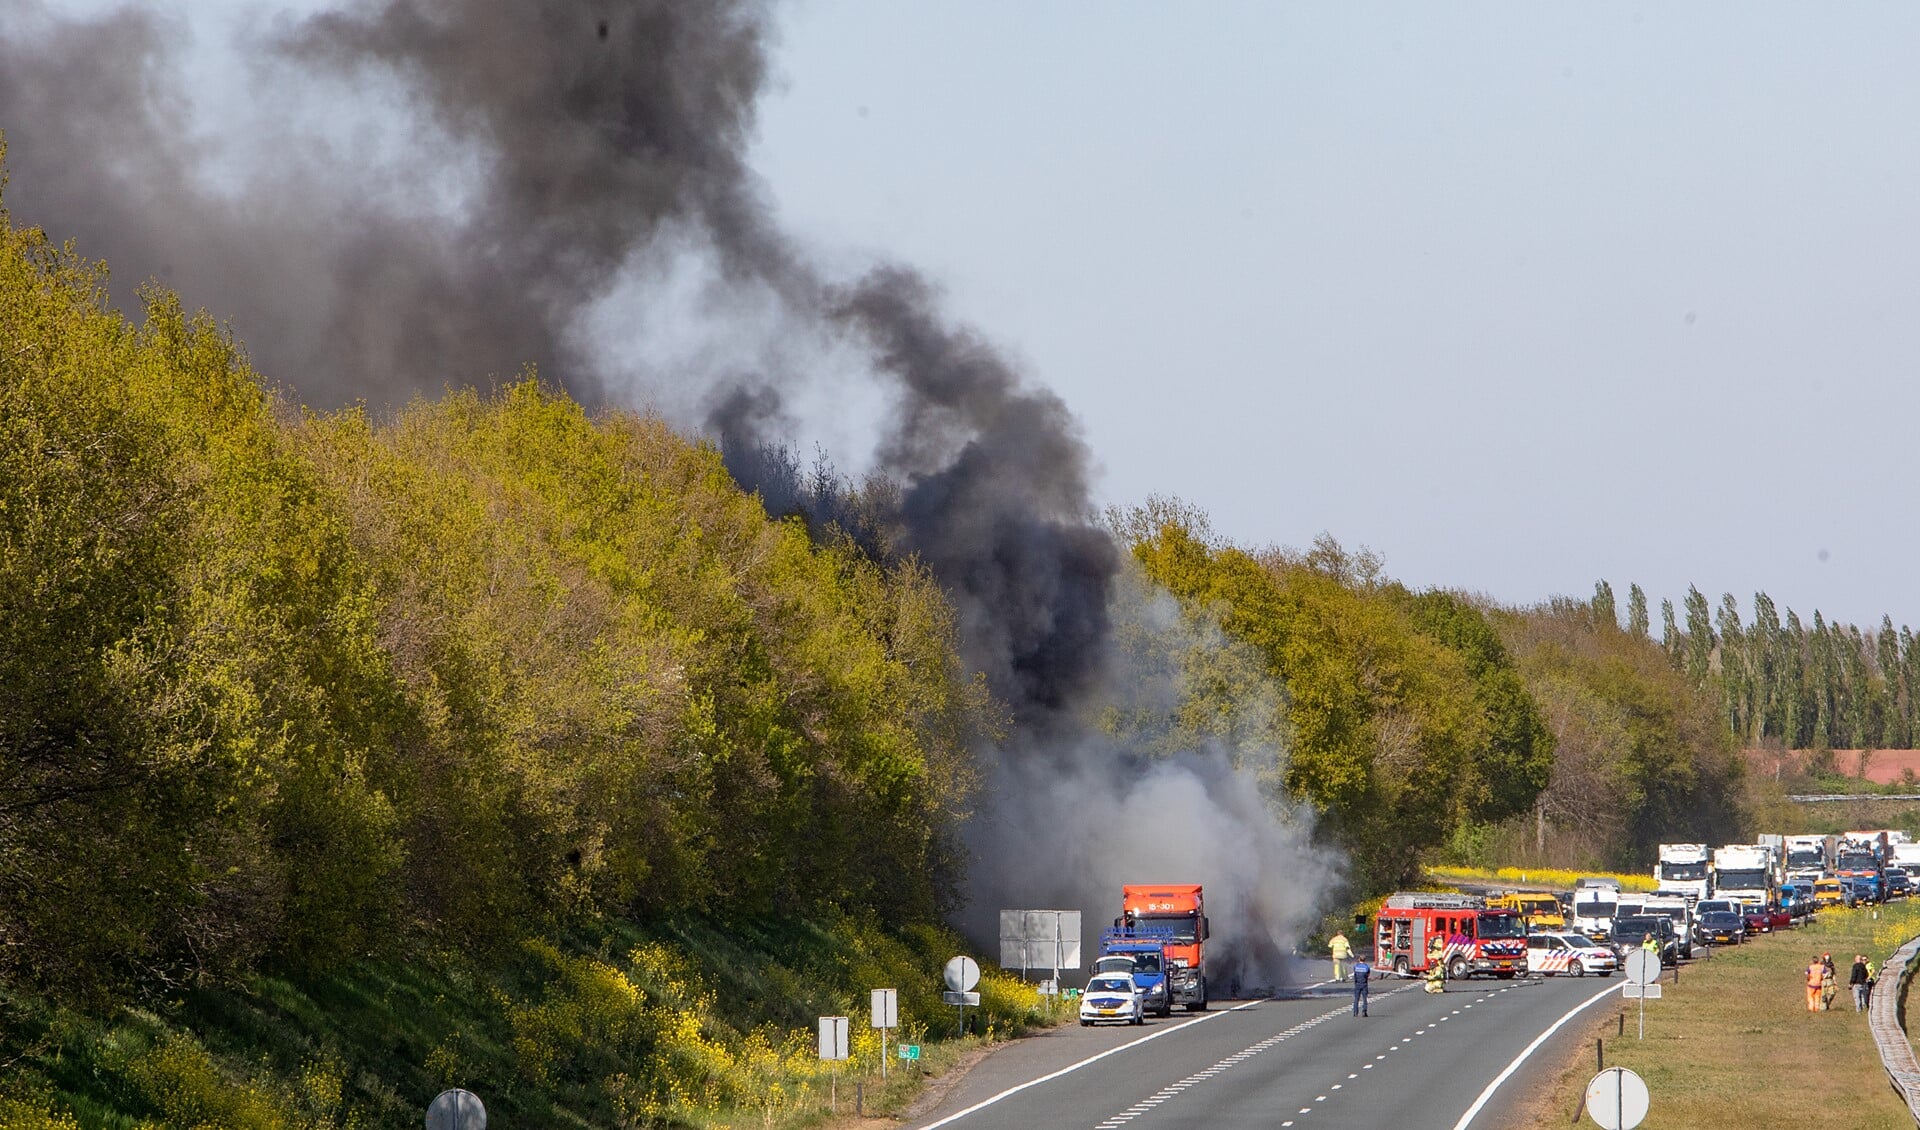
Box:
(1118, 884), (1210, 1011)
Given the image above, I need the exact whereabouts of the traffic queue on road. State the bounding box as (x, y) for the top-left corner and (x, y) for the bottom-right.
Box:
(1082, 834), (1914, 1019)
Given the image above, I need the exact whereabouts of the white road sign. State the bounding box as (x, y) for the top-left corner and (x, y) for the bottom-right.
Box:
(1623, 950), (1660, 985)
(941, 991), (981, 1006)
(426, 1089), (487, 1130)
(1585, 1066), (1650, 1129)
(944, 955), (981, 992)
(871, 988), (898, 1029)
(818, 1016), (849, 1061)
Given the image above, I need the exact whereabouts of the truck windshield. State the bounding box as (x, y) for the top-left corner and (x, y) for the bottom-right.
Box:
(1477, 914), (1524, 939)
(1131, 953), (1163, 973)
(1138, 915), (1198, 942)
(1717, 868), (1767, 889)
(1577, 899), (1617, 917)
(1659, 862), (1708, 881)
(1787, 851), (1823, 867)
(1838, 852), (1877, 870)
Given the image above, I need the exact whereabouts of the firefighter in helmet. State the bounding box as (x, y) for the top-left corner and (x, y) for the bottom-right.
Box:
(1425, 934), (1446, 993)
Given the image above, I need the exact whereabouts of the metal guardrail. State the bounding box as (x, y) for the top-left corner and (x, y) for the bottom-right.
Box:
(1788, 793), (1920, 803)
(1869, 933), (1920, 1123)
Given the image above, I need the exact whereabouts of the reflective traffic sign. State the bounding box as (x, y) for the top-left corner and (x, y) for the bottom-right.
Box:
(1585, 1067), (1649, 1129)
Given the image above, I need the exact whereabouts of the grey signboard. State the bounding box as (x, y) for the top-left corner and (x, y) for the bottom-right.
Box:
(998, 909), (1083, 971)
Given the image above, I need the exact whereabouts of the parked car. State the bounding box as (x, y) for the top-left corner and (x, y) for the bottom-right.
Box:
(1609, 915), (1678, 967)
(1886, 868), (1912, 900)
(1697, 909), (1746, 944)
(1526, 932), (1618, 977)
(1813, 878), (1847, 907)
(1079, 972), (1146, 1026)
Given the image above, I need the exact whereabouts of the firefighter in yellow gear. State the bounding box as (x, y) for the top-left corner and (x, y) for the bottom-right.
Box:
(1425, 936), (1447, 993)
(1330, 932), (1352, 981)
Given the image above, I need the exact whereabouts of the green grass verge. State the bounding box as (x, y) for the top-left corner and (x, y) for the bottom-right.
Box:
(1524, 899), (1920, 1128)
(0, 914), (1059, 1129)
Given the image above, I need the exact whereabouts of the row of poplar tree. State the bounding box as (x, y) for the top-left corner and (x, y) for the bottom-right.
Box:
(1596, 580), (1920, 753)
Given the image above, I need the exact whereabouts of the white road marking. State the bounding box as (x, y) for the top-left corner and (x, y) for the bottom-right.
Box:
(1449, 979), (1624, 1130)
(913, 1003), (1258, 1130)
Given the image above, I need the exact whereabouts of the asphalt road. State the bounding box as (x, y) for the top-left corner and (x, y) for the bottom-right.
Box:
(906, 963), (1629, 1130)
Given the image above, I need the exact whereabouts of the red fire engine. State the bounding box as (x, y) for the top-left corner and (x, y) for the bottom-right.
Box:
(1373, 892), (1526, 980)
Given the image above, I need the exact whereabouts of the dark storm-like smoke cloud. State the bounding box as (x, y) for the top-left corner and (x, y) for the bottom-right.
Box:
(0, 0), (1335, 974)
(0, 0), (786, 405)
(0, 0), (1111, 717)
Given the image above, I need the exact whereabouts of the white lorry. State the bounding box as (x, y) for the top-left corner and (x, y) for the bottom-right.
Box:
(1655, 843), (1713, 902)
(1783, 834), (1835, 881)
(1640, 892), (1696, 958)
(1712, 844), (1776, 909)
(1571, 877), (1623, 941)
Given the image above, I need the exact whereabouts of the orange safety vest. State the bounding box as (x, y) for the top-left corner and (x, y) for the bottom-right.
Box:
(1807, 963), (1825, 988)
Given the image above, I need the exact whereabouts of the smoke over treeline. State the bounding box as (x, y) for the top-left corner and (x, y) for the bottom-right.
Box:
(0, 0), (1333, 977)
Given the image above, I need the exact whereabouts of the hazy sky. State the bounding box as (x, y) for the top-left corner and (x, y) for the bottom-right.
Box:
(747, 2), (1920, 629)
(10, 1), (1919, 629)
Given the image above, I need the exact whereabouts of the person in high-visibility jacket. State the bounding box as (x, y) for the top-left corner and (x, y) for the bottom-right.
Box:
(1805, 955), (1825, 1012)
(1425, 936), (1446, 993)
(1330, 932), (1352, 981)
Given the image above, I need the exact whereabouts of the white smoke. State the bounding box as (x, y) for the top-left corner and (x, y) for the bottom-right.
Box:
(959, 565), (1344, 994)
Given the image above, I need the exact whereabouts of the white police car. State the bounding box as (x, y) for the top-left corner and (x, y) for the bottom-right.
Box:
(1079, 972), (1146, 1026)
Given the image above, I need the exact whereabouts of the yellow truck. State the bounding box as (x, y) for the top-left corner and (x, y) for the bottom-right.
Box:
(1487, 890), (1567, 931)
(1813, 877), (1846, 908)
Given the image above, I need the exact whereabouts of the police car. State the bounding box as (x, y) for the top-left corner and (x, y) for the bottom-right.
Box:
(1525, 932), (1619, 977)
(1079, 972), (1146, 1026)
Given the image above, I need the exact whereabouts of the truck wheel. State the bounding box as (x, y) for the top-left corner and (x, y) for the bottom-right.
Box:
(1393, 956), (1409, 977)
(1448, 956), (1470, 981)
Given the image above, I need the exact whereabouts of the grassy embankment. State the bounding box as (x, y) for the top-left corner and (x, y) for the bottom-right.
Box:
(1521, 898), (1920, 1128)
(0, 916), (1056, 1130)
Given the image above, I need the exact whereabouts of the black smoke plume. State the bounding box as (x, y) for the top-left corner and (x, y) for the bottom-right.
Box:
(0, 0), (1334, 977)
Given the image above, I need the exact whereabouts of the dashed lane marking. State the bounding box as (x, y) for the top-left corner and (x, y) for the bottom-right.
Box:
(1447, 979), (1625, 1130)
(1085, 982), (1424, 1127)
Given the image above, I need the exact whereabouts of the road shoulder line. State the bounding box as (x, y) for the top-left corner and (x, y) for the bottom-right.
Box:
(1448, 977), (1623, 1130)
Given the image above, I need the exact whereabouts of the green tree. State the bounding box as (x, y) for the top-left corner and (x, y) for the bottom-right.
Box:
(1592, 580), (1618, 629)
(1626, 584), (1650, 640)
(1683, 586), (1714, 686)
